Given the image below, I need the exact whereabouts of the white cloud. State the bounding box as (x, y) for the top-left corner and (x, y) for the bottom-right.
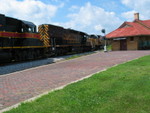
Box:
(94, 25), (103, 32)
(121, 0), (150, 20)
(62, 2), (122, 34)
(0, 0), (60, 25)
(121, 10), (137, 21)
(69, 5), (79, 12)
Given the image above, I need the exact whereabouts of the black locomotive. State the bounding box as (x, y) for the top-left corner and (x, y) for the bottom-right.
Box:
(0, 14), (102, 63)
(38, 24), (93, 56)
(0, 14), (46, 62)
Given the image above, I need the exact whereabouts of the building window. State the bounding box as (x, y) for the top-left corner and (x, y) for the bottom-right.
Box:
(130, 37), (134, 41)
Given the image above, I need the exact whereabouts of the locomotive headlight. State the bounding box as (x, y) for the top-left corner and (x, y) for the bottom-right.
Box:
(52, 47), (55, 51)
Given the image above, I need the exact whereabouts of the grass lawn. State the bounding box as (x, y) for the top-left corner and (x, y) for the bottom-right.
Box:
(107, 45), (112, 51)
(5, 55), (150, 113)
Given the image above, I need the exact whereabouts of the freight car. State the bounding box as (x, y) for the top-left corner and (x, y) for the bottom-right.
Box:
(0, 14), (45, 62)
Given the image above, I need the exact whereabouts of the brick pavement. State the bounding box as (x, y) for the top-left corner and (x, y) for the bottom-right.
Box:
(0, 51), (150, 111)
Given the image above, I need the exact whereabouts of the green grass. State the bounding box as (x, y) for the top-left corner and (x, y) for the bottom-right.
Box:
(107, 45), (112, 51)
(100, 45), (111, 52)
(5, 55), (150, 113)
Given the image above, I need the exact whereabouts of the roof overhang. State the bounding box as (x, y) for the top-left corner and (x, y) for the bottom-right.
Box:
(106, 34), (150, 39)
(113, 37), (126, 40)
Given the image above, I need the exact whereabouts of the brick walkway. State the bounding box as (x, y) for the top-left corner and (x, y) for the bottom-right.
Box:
(0, 51), (150, 111)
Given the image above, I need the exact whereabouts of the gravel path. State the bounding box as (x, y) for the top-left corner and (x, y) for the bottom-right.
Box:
(0, 50), (150, 112)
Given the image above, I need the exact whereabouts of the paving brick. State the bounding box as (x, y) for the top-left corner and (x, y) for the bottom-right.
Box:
(0, 51), (150, 110)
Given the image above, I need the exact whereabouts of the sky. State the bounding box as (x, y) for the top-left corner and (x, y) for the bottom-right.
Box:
(0, 0), (150, 35)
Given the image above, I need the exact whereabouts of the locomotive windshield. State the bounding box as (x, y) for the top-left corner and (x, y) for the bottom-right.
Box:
(0, 14), (36, 33)
(21, 20), (36, 33)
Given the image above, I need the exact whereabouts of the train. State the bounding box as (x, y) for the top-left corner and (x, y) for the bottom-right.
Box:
(0, 14), (103, 63)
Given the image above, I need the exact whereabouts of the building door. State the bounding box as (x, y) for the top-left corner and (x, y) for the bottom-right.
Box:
(120, 39), (127, 50)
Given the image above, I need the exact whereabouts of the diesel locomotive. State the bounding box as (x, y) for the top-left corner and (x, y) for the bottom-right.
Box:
(0, 14), (102, 63)
(38, 24), (94, 56)
(0, 14), (46, 62)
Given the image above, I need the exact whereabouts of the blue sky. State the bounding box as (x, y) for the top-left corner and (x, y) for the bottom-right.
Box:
(0, 0), (150, 35)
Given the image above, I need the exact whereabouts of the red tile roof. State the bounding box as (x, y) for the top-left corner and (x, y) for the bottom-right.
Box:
(106, 19), (150, 39)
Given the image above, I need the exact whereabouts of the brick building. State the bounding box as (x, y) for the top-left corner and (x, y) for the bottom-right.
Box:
(106, 13), (150, 51)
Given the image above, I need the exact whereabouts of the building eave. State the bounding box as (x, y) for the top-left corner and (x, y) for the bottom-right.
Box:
(106, 34), (150, 39)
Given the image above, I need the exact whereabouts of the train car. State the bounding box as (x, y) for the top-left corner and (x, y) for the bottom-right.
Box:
(66, 29), (86, 53)
(38, 24), (89, 56)
(89, 35), (102, 50)
(0, 14), (103, 63)
(0, 14), (45, 62)
(97, 35), (104, 49)
(38, 24), (67, 56)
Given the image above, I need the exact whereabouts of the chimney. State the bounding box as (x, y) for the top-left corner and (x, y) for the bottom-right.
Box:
(134, 13), (139, 20)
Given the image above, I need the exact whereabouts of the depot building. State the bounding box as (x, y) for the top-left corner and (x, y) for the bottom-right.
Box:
(106, 13), (150, 51)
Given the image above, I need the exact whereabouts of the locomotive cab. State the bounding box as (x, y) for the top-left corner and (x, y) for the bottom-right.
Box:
(0, 14), (44, 63)
(21, 20), (37, 33)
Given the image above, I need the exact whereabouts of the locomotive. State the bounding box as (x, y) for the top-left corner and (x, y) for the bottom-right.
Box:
(38, 24), (93, 56)
(0, 14), (45, 62)
(0, 14), (102, 63)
